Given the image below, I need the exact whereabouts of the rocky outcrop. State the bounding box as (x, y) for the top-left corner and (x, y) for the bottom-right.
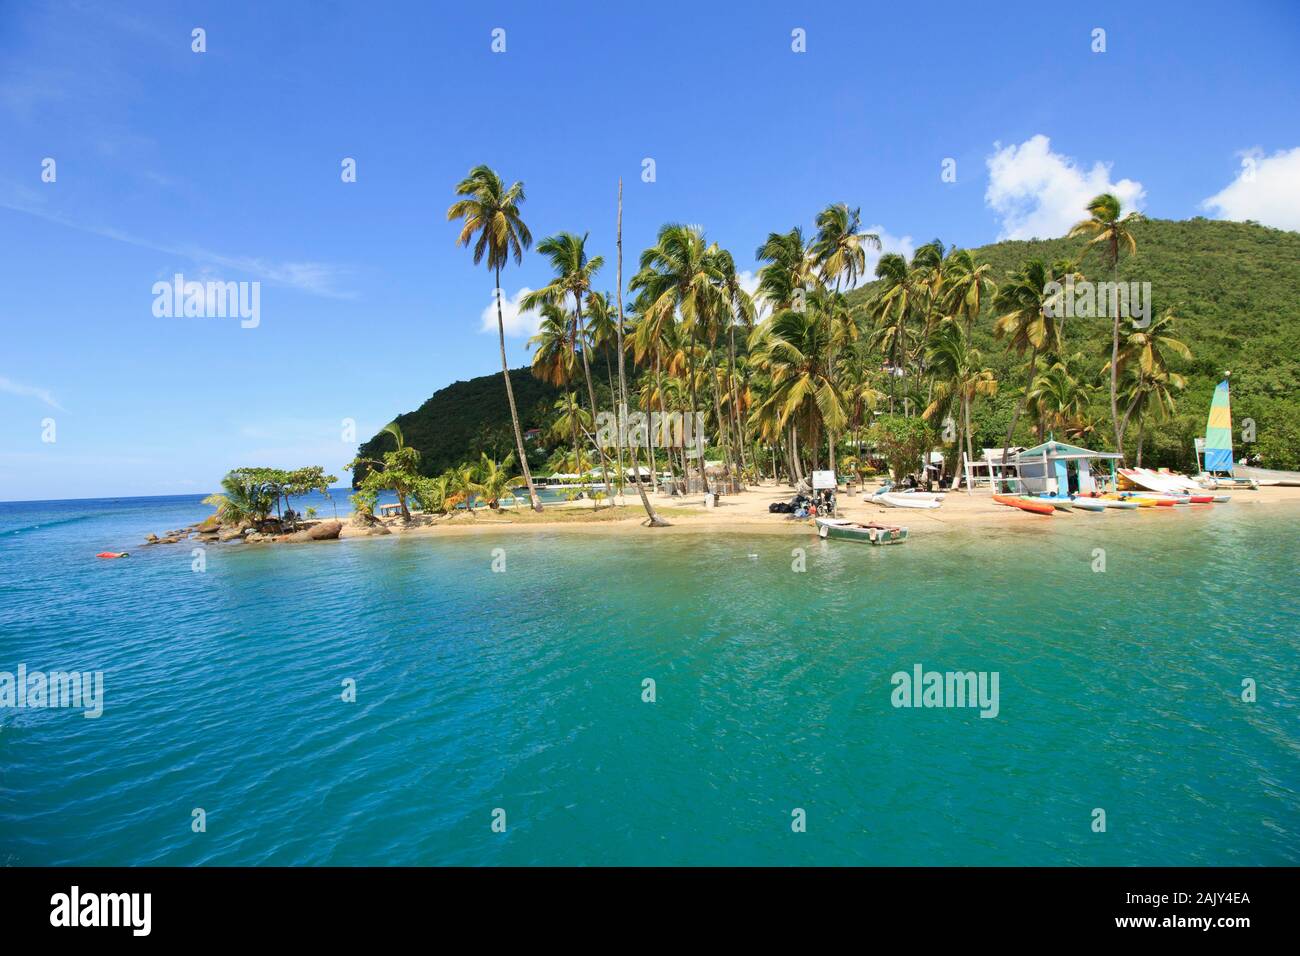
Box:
(276, 520), (342, 543)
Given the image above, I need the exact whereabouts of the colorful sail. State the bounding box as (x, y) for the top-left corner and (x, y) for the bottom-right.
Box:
(1203, 379), (1234, 474)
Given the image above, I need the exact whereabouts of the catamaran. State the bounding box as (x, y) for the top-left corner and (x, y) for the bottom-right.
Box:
(1197, 376), (1259, 490)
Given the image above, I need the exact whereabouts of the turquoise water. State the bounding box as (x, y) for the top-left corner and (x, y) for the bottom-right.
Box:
(1, 494), (1297, 865)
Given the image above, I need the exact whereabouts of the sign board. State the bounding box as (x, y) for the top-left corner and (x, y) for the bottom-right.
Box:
(811, 470), (837, 490)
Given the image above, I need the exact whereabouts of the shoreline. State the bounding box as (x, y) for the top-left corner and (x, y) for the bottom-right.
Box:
(331, 482), (1300, 542)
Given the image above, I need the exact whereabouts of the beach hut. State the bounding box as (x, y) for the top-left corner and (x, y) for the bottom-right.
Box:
(1014, 439), (1121, 495)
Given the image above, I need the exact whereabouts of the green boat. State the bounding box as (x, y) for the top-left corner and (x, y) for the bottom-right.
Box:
(815, 517), (909, 545)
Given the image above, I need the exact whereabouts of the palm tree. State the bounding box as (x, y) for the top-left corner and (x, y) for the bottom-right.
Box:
(527, 302), (576, 388)
(631, 224), (728, 492)
(941, 248), (997, 334)
(1025, 360), (1091, 442)
(754, 227), (814, 312)
(446, 164), (543, 512)
(812, 203), (880, 292)
(751, 303), (845, 475)
(866, 252), (921, 410)
(1069, 192), (1143, 454)
(992, 259), (1072, 471)
(1110, 309), (1192, 447)
(472, 452), (526, 510)
(922, 319), (997, 470)
(520, 231), (613, 499)
(615, 179), (667, 524)
(550, 391), (591, 449)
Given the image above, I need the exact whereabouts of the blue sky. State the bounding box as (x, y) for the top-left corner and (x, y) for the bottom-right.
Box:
(2, 0), (1298, 501)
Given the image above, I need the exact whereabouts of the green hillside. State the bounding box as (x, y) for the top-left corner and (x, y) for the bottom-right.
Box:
(352, 369), (560, 484)
(847, 217), (1300, 469)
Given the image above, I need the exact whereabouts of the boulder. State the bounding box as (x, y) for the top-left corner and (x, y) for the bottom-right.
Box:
(217, 526), (244, 543)
(308, 520), (342, 540)
(277, 520), (342, 543)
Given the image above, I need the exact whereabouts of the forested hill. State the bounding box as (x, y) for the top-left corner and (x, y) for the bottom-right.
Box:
(352, 369), (560, 484)
(357, 217), (1300, 481)
(847, 217), (1300, 468)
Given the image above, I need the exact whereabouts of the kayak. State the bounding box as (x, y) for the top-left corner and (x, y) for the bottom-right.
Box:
(96, 551), (129, 559)
(1068, 497), (1106, 512)
(1087, 497), (1139, 510)
(1035, 496), (1075, 512)
(869, 491), (942, 510)
(993, 494), (1054, 516)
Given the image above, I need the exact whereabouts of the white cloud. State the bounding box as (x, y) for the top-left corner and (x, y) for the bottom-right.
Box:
(1202, 147), (1300, 232)
(480, 287), (539, 338)
(0, 374), (63, 410)
(985, 135), (1145, 240)
(857, 225), (914, 285)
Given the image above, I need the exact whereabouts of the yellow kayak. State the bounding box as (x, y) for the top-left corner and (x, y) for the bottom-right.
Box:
(1102, 493), (1158, 508)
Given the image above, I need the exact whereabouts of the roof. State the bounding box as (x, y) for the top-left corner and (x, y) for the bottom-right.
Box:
(1016, 439), (1122, 461)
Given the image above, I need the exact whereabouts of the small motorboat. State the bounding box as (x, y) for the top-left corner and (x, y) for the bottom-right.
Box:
(815, 517), (908, 544)
(869, 491), (943, 510)
(96, 551), (129, 559)
(993, 494), (1054, 516)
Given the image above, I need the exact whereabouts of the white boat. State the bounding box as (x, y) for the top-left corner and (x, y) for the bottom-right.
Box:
(1234, 465), (1300, 487)
(869, 491), (943, 510)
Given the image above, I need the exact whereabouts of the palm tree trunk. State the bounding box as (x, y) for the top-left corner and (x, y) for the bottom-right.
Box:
(1001, 347), (1039, 485)
(615, 179), (666, 525)
(728, 321), (748, 483)
(574, 295), (613, 502)
(493, 266), (543, 513)
(1109, 245), (1123, 456)
(706, 348), (734, 490)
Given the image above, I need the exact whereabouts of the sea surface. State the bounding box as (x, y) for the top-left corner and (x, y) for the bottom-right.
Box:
(1, 493), (1297, 866)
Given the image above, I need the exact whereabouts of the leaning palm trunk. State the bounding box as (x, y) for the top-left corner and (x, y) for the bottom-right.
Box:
(495, 264), (543, 512)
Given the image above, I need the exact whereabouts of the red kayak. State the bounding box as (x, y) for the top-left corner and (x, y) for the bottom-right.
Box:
(993, 494), (1054, 516)
(96, 551), (129, 559)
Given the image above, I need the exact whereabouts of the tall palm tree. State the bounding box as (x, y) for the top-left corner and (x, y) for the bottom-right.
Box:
(812, 203), (880, 292)
(922, 318), (997, 469)
(1069, 192), (1143, 454)
(751, 304), (845, 475)
(866, 252), (921, 410)
(992, 259), (1072, 471)
(520, 231), (613, 499)
(615, 180), (667, 524)
(714, 247), (756, 483)
(446, 164), (542, 512)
